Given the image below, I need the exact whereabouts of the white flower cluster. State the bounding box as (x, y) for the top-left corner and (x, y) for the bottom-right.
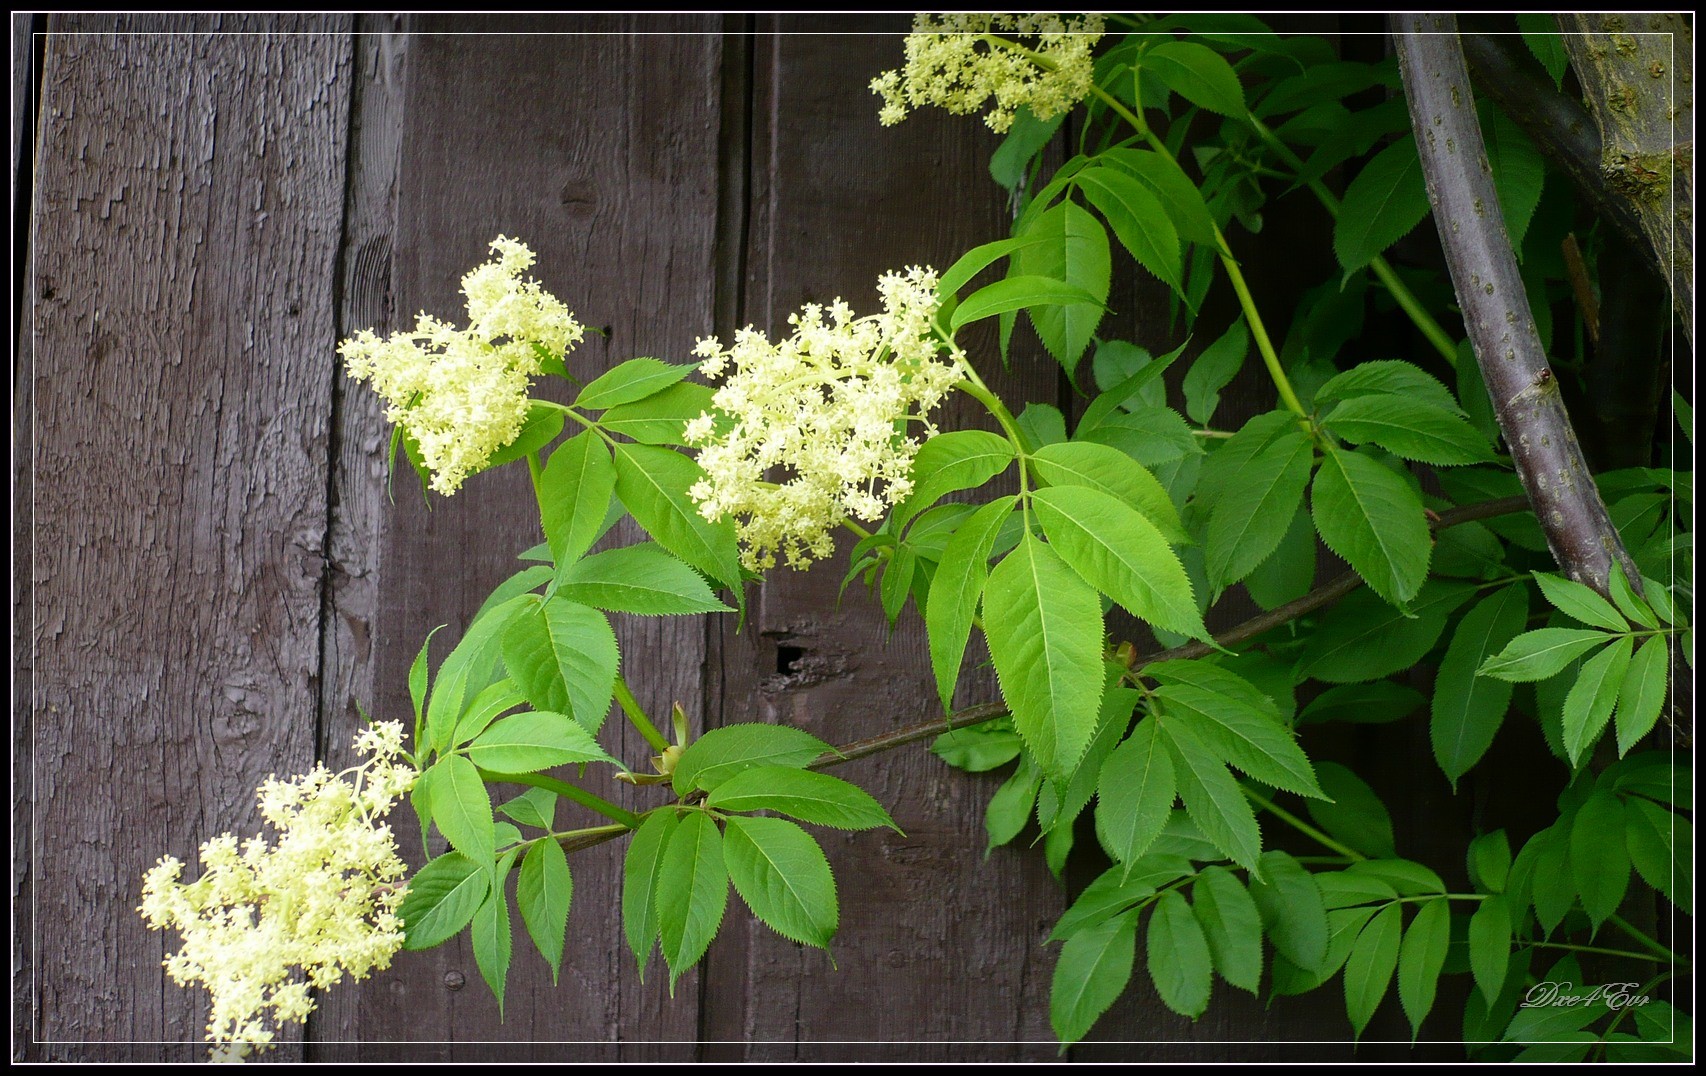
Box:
(686, 267), (965, 571)
(870, 13), (1106, 132)
(138, 722), (418, 1055)
(339, 236), (585, 495)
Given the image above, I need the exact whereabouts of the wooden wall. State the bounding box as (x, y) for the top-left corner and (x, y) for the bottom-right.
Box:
(17, 14), (1465, 1061)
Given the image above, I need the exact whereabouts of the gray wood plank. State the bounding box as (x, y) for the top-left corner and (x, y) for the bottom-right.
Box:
(698, 21), (1065, 1061)
(25, 15), (352, 1060)
(326, 17), (725, 1059)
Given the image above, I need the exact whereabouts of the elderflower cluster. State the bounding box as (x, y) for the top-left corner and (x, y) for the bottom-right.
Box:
(870, 13), (1106, 132)
(339, 236), (585, 495)
(138, 722), (418, 1056)
(686, 266), (964, 571)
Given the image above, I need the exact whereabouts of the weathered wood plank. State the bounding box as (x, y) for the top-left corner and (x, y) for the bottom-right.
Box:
(699, 20), (1065, 1061)
(26, 15), (352, 1060)
(326, 17), (725, 1059)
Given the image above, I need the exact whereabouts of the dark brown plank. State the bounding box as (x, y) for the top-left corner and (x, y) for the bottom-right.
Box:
(698, 21), (1065, 1060)
(26, 15), (352, 1060)
(325, 17), (725, 1059)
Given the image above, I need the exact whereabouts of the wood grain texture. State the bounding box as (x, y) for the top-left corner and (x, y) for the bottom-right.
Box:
(321, 17), (724, 1060)
(25, 15), (352, 1060)
(698, 20), (1065, 1061)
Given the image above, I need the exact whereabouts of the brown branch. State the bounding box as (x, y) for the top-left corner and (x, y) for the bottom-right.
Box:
(1394, 17), (1643, 600)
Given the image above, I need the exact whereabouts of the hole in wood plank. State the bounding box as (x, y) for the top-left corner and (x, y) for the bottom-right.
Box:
(776, 644), (805, 675)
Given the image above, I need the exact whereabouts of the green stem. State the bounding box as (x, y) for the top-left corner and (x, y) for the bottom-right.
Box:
(533, 399), (619, 446)
(955, 368), (1032, 498)
(474, 767), (641, 829)
(842, 519), (874, 541)
(1243, 114), (1459, 366)
(1242, 785), (1366, 861)
(613, 675), (670, 753)
(1609, 913), (1685, 965)
(1523, 939), (1679, 964)
(503, 821), (630, 856)
(525, 451), (545, 501)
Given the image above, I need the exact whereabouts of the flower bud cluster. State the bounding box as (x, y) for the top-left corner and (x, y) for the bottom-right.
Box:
(686, 266), (964, 571)
(138, 722), (418, 1055)
(339, 236), (584, 495)
(870, 13), (1106, 132)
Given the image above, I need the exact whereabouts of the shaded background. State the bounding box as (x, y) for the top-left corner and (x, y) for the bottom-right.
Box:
(17, 13), (1517, 1061)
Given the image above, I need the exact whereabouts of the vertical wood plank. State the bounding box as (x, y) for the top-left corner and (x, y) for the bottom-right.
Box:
(26, 15), (352, 1060)
(328, 17), (725, 1059)
(698, 20), (1065, 1060)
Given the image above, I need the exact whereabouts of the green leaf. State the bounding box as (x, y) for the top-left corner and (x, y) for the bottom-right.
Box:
(1194, 409), (1294, 506)
(1017, 403), (1068, 450)
(483, 402), (566, 474)
(706, 766), (898, 832)
(1343, 902), (1401, 1040)
(598, 381), (718, 446)
(1050, 909), (1139, 1044)
(622, 809), (679, 976)
(1012, 200), (1111, 375)
(1182, 319), (1248, 425)
(723, 816), (838, 949)
(501, 597), (619, 733)
(1053, 857), (1192, 941)
(926, 496), (1014, 710)
(1159, 717), (1263, 873)
(1243, 504), (1316, 610)
(1483, 105), (1545, 250)
(1516, 15), (1568, 88)
(1205, 428), (1313, 593)
(1192, 866), (1263, 994)
(1143, 40), (1246, 116)
(1249, 850), (1329, 972)
(1431, 586), (1529, 785)
(989, 107), (1064, 192)
(1032, 485), (1204, 641)
(896, 431), (1016, 529)
(1095, 716), (1176, 867)
(1031, 441), (1186, 543)
(1307, 762), (1396, 858)
(450, 679), (527, 750)
(1469, 830), (1512, 893)
(1147, 889), (1214, 1019)
(1570, 791), (1630, 928)
(672, 723), (832, 796)
(574, 357), (692, 411)
(1151, 682), (1322, 798)
(983, 534), (1107, 777)
(555, 543), (732, 617)
(1533, 572), (1630, 632)
(986, 754), (1043, 850)
(422, 754), (494, 866)
(1322, 394), (1494, 466)
(1608, 564), (1660, 630)
(1317, 872), (1398, 909)
(656, 811), (729, 990)
(1479, 627), (1620, 682)
(1301, 581), (1474, 683)
(931, 717), (1024, 773)
(1468, 893), (1512, 1004)
(1615, 636), (1669, 754)
(467, 710), (621, 772)
(1076, 166), (1183, 292)
(1562, 634), (1633, 765)
(1528, 828), (1574, 935)
(409, 626), (443, 741)
(1311, 445), (1431, 607)
(1103, 148), (1220, 247)
(1397, 898), (1450, 1039)
(1334, 134), (1428, 275)
(427, 596), (530, 755)
(1345, 858), (1445, 897)
(471, 863), (513, 1013)
(1625, 796), (1687, 907)
(471, 566), (554, 629)
(518, 837), (572, 983)
(613, 442), (741, 591)
(1270, 904), (1378, 996)
(497, 786), (557, 831)
(1078, 406), (1201, 467)
(540, 432), (617, 570)
(949, 275), (1103, 332)
(400, 851), (490, 950)
(1297, 681), (1425, 725)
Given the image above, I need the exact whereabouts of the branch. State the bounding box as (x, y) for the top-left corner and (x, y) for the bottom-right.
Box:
(809, 494), (1533, 770)
(1557, 14), (1694, 339)
(1393, 17), (1643, 600)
